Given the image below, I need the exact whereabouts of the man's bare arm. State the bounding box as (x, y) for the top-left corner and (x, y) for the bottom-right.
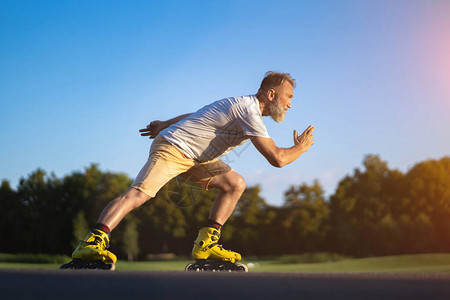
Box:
(250, 125), (315, 168)
(139, 113), (192, 139)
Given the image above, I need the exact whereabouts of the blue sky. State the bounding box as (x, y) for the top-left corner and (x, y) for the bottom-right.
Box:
(1, 0), (449, 205)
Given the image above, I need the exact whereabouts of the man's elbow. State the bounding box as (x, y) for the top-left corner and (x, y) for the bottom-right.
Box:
(269, 157), (286, 168)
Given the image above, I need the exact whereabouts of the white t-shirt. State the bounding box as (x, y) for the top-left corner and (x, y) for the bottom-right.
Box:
(160, 95), (270, 162)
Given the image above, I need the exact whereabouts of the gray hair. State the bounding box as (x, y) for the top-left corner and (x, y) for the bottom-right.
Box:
(258, 71), (296, 93)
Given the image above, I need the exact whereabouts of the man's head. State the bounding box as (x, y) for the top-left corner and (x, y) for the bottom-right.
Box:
(257, 71), (296, 123)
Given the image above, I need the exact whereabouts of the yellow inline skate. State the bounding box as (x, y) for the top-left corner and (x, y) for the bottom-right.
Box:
(60, 229), (117, 270)
(186, 226), (248, 272)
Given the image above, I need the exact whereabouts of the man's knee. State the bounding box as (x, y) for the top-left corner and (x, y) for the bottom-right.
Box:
(214, 172), (246, 193)
(232, 174), (246, 193)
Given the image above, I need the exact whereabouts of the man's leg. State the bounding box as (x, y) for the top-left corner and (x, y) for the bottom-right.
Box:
(206, 170), (246, 226)
(70, 135), (195, 266)
(190, 170), (245, 263)
(69, 187), (151, 265)
(97, 187), (151, 231)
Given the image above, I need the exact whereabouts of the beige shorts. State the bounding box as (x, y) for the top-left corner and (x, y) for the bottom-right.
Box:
(132, 135), (233, 197)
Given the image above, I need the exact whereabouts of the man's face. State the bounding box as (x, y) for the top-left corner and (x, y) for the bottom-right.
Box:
(269, 81), (294, 123)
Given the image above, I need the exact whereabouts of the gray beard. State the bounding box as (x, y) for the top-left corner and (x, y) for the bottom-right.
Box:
(269, 95), (286, 123)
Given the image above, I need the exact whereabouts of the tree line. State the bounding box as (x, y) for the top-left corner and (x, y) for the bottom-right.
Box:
(1, 154), (449, 259)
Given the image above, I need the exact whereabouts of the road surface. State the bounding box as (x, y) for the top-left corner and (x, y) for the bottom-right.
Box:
(1, 269), (449, 300)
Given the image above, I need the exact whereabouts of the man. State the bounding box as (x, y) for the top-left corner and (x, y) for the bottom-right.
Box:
(71, 71), (315, 266)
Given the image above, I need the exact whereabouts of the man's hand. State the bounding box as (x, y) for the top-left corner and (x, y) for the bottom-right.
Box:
(139, 113), (192, 139)
(293, 125), (315, 153)
(139, 120), (166, 139)
(250, 125), (315, 168)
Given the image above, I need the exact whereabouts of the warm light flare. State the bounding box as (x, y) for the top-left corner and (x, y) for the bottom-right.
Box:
(415, 3), (450, 104)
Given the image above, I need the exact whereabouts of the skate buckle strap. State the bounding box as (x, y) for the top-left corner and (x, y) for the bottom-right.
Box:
(207, 242), (219, 250)
(91, 229), (110, 240)
(80, 238), (103, 247)
(199, 242), (220, 252)
(80, 232), (110, 248)
(206, 243), (228, 252)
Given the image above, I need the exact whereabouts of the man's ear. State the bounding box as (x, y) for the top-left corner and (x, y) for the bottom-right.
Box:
(267, 88), (276, 101)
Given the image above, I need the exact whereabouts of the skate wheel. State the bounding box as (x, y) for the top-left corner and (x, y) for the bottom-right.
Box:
(185, 263), (195, 271)
(104, 263), (116, 271)
(236, 263), (248, 272)
(59, 260), (115, 271)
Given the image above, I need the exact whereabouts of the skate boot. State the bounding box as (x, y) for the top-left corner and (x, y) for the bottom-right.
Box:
(186, 226), (248, 272)
(60, 229), (117, 270)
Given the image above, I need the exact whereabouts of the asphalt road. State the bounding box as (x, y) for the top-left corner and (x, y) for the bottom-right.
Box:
(1, 269), (449, 300)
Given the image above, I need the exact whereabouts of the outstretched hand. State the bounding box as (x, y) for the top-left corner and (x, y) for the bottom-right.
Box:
(139, 120), (166, 139)
(293, 125), (315, 153)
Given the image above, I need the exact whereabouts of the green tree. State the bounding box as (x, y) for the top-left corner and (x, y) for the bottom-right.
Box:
(402, 157), (450, 252)
(122, 217), (139, 261)
(0, 180), (21, 252)
(71, 210), (89, 248)
(15, 169), (70, 253)
(329, 155), (403, 256)
(281, 180), (330, 253)
(62, 164), (132, 226)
